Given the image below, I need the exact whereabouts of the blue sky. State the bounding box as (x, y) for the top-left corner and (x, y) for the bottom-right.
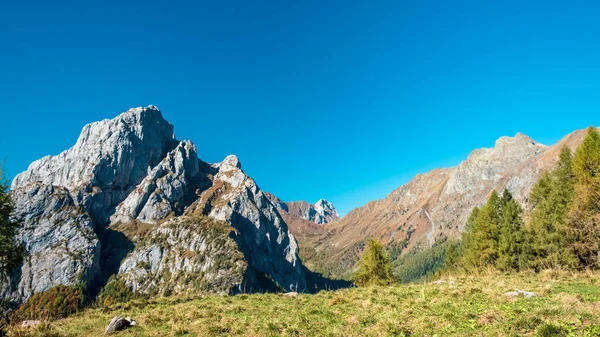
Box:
(1, 1), (599, 215)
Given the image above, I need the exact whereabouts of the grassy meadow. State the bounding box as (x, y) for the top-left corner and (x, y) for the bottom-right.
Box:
(9, 270), (600, 337)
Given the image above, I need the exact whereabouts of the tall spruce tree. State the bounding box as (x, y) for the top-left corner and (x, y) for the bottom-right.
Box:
(568, 127), (600, 268)
(0, 164), (24, 277)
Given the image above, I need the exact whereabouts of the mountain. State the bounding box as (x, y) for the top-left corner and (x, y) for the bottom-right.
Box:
(3, 106), (313, 303)
(265, 193), (339, 225)
(306, 129), (593, 278)
(264, 193), (339, 266)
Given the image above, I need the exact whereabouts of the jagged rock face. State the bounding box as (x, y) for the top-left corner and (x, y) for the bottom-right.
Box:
(117, 216), (247, 296)
(313, 199), (340, 224)
(12, 106), (178, 224)
(307, 130), (592, 278)
(265, 193), (340, 225)
(6, 105), (308, 302)
(110, 140), (209, 224)
(2, 184), (100, 302)
(185, 156), (306, 291)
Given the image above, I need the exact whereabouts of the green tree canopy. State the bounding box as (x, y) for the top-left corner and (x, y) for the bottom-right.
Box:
(567, 127), (600, 268)
(496, 189), (525, 271)
(0, 164), (24, 277)
(528, 146), (578, 270)
(353, 239), (395, 287)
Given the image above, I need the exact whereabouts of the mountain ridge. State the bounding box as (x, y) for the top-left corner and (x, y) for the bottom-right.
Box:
(303, 128), (594, 278)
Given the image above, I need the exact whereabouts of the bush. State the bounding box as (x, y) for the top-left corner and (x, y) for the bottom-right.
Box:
(97, 277), (136, 307)
(16, 285), (85, 320)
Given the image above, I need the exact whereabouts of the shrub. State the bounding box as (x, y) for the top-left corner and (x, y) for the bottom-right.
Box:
(97, 277), (136, 307)
(16, 285), (85, 320)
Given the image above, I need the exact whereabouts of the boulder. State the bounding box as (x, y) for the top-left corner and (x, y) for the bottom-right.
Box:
(105, 316), (136, 334)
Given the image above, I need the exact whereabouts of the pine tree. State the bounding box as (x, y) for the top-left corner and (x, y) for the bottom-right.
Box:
(567, 127), (600, 268)
(353, 239), (395, 287)
(0, 164), (24, 277)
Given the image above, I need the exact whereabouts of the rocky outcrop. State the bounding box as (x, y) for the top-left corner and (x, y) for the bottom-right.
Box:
(5, 105), (310, 303)
(12, 106), (178, 225)
(110, 140), (209, 225)
(2, 184), (100, 302)
(185, 156), (306, 291)
(265, 193), (340, 225)
(117, 216), (247, 296)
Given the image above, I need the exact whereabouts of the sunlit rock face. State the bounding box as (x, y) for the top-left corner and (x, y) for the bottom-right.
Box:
(266, 193), (340, 225)
(5, 105), (308, 303)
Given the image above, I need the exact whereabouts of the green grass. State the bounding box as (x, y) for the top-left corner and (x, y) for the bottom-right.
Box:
(9, 271), (600, 337)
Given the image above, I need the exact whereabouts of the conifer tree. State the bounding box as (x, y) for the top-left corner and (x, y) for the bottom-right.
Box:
(496, 190), (525, 271)
(460, 191), (501, 270)
(0, 164), (24, 277)
(353, 239), (395, 286)
(568, 127), (600, 268)
(528, 146), (577, 270)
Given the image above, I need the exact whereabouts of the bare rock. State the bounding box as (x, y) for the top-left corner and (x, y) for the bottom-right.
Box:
(117, 216), (247, 296)
(105, 316), (136, 334)
(1, 184), (100, 302)
(265, 193), (340, 225)
(20, 320), (41, 328)
(185, 155), (307, 292)
(504, 290), (538, 298)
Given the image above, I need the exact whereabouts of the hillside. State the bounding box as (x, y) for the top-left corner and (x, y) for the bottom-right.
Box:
(305, 128), (594, 278)
(10, 272), (600, 337)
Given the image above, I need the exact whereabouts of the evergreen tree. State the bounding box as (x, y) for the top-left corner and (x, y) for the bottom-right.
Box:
(454, 206), (478, 270)
(528, 147), (577, 270)
(460, 191), (501, 270)
(567, 127), (600, 268)
(0, 164), (24, 277)
(496, 190), (525, 271)
(353, 239), (395, 287)
(440, 240), (462, 271)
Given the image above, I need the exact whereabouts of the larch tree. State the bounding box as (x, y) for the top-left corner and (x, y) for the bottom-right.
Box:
(568, 127), (600, 268)
(353, 239), (395, 287)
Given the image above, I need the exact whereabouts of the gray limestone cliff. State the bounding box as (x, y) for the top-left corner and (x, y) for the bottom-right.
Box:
(5, 105), (308, 303)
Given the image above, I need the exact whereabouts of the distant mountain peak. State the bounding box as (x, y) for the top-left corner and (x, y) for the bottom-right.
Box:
(314, 199), (340, 220)
(266, 195), (340, 225)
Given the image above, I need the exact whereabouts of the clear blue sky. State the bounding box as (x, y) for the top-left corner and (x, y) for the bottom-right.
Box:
(1, 1), (599, 216)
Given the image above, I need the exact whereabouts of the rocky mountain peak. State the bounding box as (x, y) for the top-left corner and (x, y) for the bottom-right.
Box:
(265, 195), (340, 225)
(314, 199), (340, 221)
(219, 155), (242, 172)
(494, 132), (539, 148)
(5, 105), (309, 302)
